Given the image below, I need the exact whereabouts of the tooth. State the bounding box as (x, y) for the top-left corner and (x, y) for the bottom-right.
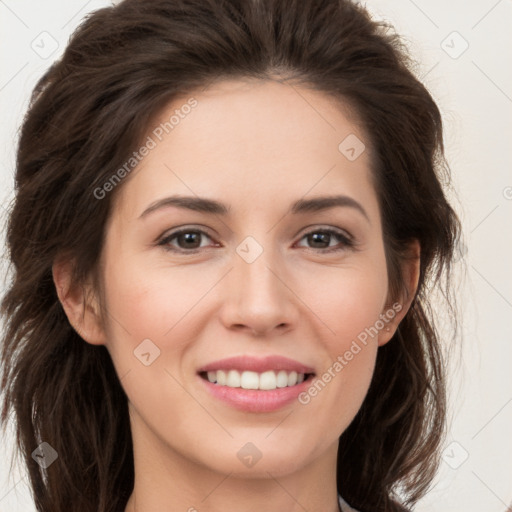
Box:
(276, 370), (289, 388)
(259, 370), (277, 390)
(217, 370), (227, 385)
(226, 369), (241, 387)
(205, 369), (309, 389)
(287, 371), (298, 386)
(240, 371), (259, 389)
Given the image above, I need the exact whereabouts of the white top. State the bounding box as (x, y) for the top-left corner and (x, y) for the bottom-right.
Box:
(339, 494), (360, 512)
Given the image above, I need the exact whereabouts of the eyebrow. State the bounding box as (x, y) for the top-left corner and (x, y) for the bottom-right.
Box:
(139, 194), (370, 222)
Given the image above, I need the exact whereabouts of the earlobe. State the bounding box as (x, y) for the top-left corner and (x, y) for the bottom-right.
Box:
(52, 258), (106, 346)
(378, 239), (421, 347)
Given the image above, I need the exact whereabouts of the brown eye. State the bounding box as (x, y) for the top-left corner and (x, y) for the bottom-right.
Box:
(158, 229), (215, 252)
(296, 228), (354, 253)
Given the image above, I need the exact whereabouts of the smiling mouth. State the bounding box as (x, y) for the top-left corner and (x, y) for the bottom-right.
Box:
(198, 369), (315, 391)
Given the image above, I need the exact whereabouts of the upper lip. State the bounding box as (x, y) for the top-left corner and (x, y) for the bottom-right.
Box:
(197, 355), (316, 375)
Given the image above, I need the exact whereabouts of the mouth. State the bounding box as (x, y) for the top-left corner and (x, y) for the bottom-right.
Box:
(198, 369), (316, 391)
(196, 355), (317, 412)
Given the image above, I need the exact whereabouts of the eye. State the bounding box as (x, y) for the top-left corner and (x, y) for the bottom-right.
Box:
(295, 228), (355, 253)
(157, 228), (216, 252)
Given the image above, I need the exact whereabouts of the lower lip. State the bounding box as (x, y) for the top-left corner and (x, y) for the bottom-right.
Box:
(198, 374), (314, 413)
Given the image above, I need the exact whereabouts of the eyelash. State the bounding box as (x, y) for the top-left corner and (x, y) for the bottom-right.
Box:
(156, 226), (356, 254)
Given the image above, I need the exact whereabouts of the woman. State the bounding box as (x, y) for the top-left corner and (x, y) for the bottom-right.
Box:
(0, 0), (461, 511)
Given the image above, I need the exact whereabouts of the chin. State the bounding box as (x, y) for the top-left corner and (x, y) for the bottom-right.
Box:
(198, 440), (316, 478)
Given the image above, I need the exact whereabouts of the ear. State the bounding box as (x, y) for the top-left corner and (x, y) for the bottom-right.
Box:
(378, 239), (420, 347)
(52, 257), (107, 346)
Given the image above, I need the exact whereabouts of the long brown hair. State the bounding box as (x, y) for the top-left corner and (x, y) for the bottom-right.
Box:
(1, 0), (461, 511)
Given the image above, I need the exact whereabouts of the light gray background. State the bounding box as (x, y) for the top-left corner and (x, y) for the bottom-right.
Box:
(1, 1), (511, 510)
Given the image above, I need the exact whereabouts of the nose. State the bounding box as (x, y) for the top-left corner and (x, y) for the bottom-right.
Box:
(219, 244), (298, 337)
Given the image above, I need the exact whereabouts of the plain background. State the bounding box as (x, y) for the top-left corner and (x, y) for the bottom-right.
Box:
(0, 0), (511, 510)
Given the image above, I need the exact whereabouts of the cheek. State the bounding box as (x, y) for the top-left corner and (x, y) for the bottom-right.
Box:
(293, 259), (387, 423)
(99, 260), (204, 429)
(101, 257), (206, 346)
(300, 261), (388, 351)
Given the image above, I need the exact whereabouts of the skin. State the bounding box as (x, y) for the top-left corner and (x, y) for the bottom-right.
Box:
(53, 78), (419, 512)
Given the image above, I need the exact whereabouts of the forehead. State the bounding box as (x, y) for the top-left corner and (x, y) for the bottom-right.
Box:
(111, 78), (378, 222)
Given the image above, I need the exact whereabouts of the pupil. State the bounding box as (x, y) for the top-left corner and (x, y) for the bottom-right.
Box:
(310, 232), (328, 247)
(181, 232), (199, 248)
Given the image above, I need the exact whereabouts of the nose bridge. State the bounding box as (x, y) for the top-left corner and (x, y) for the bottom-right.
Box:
(223, 233), (295, 334)
(235, 234), (283, 302)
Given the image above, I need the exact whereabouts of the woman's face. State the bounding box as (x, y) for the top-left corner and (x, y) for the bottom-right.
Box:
(94, 78), (398, 478)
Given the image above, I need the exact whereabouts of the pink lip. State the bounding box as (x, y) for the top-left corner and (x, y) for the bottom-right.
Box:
(196, 355), (315, 374)
(198, 375), (314, 413)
